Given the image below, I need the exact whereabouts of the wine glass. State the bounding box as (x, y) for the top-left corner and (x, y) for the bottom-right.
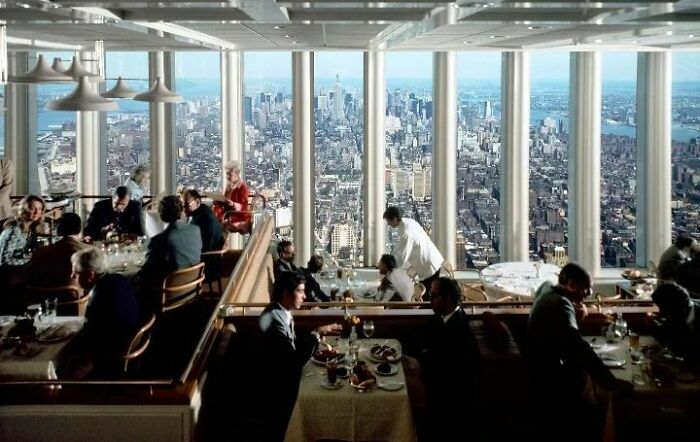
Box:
(362, 320), (375, 338)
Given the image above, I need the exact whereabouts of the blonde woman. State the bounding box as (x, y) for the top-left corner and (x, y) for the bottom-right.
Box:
(125, 164), (150, 202)
(0, 195), (49, 265)
(211, 161), (251, 233)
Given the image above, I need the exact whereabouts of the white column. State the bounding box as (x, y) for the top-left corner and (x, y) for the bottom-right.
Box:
(568, 52), (601, 276)
(292, 51), (314, 267)
(500, 52), (530, 262)
(5, 51), (38, 195)
(432, 51), (457, 267)
(148, 51), (175, 195)
(363, 51), (385, 267)
(76, 50), (101, 215)
(636, 52), (672, 269)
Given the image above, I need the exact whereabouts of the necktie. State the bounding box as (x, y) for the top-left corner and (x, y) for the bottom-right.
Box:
(289, 317), (296, 341)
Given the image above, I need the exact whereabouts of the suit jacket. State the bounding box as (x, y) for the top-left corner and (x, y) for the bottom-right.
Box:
(28, 237), (91, 287)
(274, 258), (298, 281)
(527, 282), (618, 403)
(394, 218), (444, 280)
(139, 222), (202, 286)
(0, 159), (13, 222)
(84, 199), (143, 240)
(300, 268), (330, 302)
(658, 245), (688, 281)
(189, 204), (224, 253)
(653, 300), (700, 369)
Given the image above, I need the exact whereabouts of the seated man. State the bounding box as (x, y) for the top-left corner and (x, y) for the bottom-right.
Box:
(300, 254), (330, 302)
(658, 235), (696, 281)
(29, 213), (91, 287)
(376, 254), (414, 302)
(84, 186), (143, 241)
(274, 240), (298, 280)
(528, 263), (632, 442)
(417, 277), (480, 441)
(676, 244), (700, 296)
(182, 189), (224, 253)
(651, 282), (700, 369)
(138, 196), (202, 310)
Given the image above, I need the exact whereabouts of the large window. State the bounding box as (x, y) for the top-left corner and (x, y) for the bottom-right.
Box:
(456, 53), (501, 269)
(0, 84), (5, 157)
(37, 51), (76, 194)
(601, 53), (637, 267)
(529, 53), (569, 261)
(671, 53), (700, 240)
(244, 52), (293, 239)
(104, 52), (150, 192)
(175, 52), (221, 192)
(314, 52), (363, 267)
(385, 52), (433, 252)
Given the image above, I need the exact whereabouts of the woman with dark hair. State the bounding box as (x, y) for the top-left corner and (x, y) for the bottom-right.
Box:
(0, 195), (49, 265)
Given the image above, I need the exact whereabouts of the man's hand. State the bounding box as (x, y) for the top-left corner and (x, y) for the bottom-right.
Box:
(316, 323), (343, 336)
(574, 301), (588, 322)
(101, 223), (115, 234)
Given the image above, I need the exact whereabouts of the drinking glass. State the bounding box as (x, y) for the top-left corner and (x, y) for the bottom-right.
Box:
(43, 298), (58, 322)
(348, 343), (360, 367)
(362, 320), (375, 338)
(326, 360), (338, 385)
(27, 304), (42, 323)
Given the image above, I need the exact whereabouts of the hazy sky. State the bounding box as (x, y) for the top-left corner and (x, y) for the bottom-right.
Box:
(96, 50), (700, 82)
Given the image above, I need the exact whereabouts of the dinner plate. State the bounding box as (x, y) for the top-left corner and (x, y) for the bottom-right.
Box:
(311, 352), (345, 365)
(374, 364), (399, 376)
(377, 380), (404, 391)
(36, 325), (74, 343)
(368, 348), (402, 363)
(601, 356), (626, 368)
(320, 380), (344, 390)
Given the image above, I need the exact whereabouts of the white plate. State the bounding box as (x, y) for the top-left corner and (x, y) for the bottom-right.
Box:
(368, 348), (402, 363)
(311, 352), (345, 365)
(320, 380), (344, 390)
(601, 356), (626, 368)
(377, 380), (404, 391)
(374, 364), (399, 376)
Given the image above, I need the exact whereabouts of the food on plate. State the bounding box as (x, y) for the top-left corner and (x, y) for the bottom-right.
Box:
(622, 269), (643, 279)
(376, 362), (393, 374)
(313, 348), (344, 363)
(370, 344), (398, 361)
(351, 362), (376, 388)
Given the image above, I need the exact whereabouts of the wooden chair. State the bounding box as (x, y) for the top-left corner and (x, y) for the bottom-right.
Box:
(202, 249), (226, 296)
(441, 261), (456, 279)
(121, 313), (156, 373)
(25, 285), (90, 316)
(159, 262), (206, 313)
(413, 282), (426, 302)
(459, 281), (488, 302)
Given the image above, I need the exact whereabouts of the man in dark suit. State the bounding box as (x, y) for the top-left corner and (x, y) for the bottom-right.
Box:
(182, 189), (224, 253)
(274, 240), (298, 280)
(651, 282), (700, 369)
(527, 263), (632, 441)
(417, 277), (480, 441)
(257, 271), (341, 441)
(83, 186), (143, 241)
(300, 254), (330, 302)
(138, 196), (202, 311)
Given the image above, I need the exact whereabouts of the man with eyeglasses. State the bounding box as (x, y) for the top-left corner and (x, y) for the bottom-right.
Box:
(527, 263), (632, 441)
(84, 186), (143, 241)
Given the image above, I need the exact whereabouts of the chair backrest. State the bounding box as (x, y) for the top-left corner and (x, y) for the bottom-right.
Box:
(459, 281), (488, 302)
(122, 313), (156, 373)
(25, 285), (90, 316)
(161, 262), (206, 312)
(648, 260), (658, 275)
(440, 261), (455, 279)
(413, 282), (426, 302)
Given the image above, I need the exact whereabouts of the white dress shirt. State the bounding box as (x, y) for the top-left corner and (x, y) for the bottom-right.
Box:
(393, 217), (444, 280)
(376, 268), (415, 302)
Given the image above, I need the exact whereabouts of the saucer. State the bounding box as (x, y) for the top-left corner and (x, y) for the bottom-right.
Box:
(320, 380), (344, 390)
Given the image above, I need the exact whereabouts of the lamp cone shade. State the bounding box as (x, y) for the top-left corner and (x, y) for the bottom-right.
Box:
(133, 77), (182, 103)
(101, 76), (137, 99)
(47, 76), (118, 112)
(64, 56), (100, 82)
(51, 57), (67, 74)
(9, 54), (73, 83)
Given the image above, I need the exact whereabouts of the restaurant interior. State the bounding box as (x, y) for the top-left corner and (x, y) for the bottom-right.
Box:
(1, 1), (700, 441)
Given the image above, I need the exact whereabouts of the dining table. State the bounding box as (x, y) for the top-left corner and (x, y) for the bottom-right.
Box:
(480, 261), (560, 300)
(317, 268), (383, 302)
(284, 338), (417, 442)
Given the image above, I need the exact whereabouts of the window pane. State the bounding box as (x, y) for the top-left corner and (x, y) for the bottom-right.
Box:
(671, 53), (700, 240)
(314, 52), (363, 267)
(105, 52), (150, 192)
(529, 53), (569, 261)
(37, 52), (76, 194)
(175, 52), (221, 192)
(601, 53), (637, 267)
(244, 52), (292, 238)
(385, 52), (433, 252)
(456, 53), (501, 269)
(0, 85), (5, 157)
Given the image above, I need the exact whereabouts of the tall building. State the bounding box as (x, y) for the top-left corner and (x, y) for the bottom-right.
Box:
(244, 96), (253, 123)
(330, 223), (356, 257)
(333, 74), (344, 122)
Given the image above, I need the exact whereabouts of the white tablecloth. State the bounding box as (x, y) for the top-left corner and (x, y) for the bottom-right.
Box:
(285, 339), (417, 442)
(481, 261), (560, 300)
(143, 210), (166, 238)
(318, 269), (382, 301)
(0, 316), (85, 381)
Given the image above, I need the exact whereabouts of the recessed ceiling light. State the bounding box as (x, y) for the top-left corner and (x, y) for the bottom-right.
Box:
(463, 41), (472, 44)
(632, 40), (639, 44)
(594, 39), (603, 43)
(666, 31), (673, 36)
(274, 26), (282, 30)
(667, 21), (674, 26)
(452, 3), (459, 8)
(285, 34), (291, 38)
(292, 41), (299, 44)
(690, 34), (696, 38)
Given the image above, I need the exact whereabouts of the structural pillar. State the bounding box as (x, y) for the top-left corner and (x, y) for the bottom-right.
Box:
(432, 51), (457, 268)
(149, 51), (175, 195)
(363, 51), (385, 266)
(5, 51), (38, 195)
(500, 52), (530, 262)
(569, 52), (601, 276)
(292, 51), (314, 267)
(636, 52), (672, 269)
(76, 50), (101, 215)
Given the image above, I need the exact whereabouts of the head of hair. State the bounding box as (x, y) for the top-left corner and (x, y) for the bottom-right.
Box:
(71, 248), (106, 274)
(277, 240), (293, 256)
(383, 206), (401, 222)
(57, 213), (82, 237)
(558, 263), (591, 288)
(158, 195), (183, 223)
(432, 277), (462, 305)
(379, 254), (397, 271)
(652, 282), (692, 320)
(675, 235), (695, 250)
(10, 195), (46, 228)
(114, 186), (130, 199)
(307, 254), (324, 273)
(272, 271), (306, 302)
(182, 188), (202, 201)
(132, 164), (150, 182)
(224, 160), (241, 174)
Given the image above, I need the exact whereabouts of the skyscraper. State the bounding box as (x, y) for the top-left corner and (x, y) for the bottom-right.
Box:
(333, 74), (344, 122)
(244, 96), (253, 124)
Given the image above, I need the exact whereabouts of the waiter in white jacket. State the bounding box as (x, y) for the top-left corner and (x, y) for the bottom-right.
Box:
(383, 206), (444, 300)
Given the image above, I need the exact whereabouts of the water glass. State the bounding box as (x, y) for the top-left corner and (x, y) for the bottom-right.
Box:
(348, 343), (360, 366)
(362, 320), (375, 338)
(326, 360), (338, 384)
(43, 298), (58, 321)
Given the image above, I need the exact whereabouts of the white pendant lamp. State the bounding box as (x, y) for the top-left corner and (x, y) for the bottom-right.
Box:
(10, 54), (73, 83)
(64, 55), (100, 81)
(47, 76), (118, 112)
(101, 76), (138, 99)
(51, 57), (68, 74)
(133, 77), (182, 103)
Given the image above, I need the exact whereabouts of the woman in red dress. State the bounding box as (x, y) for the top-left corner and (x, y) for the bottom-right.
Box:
(213, 161), (251, 233)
